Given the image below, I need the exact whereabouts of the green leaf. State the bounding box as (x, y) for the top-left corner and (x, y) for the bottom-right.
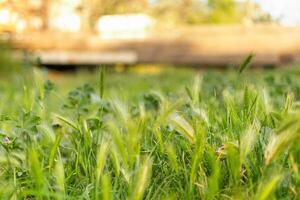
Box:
(54, 114), (79, 131)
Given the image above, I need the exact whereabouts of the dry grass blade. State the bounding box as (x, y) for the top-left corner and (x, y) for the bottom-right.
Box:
(240, 121), (260, 163)
(170, 113), (195, 144)
(54, 155), (65, 197)
(265, 117), (300, 165)
(129, 156), (153, 200)
(96, 140), (110, 181)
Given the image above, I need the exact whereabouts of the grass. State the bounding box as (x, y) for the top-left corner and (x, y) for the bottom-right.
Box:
(0, 64), (300, 199)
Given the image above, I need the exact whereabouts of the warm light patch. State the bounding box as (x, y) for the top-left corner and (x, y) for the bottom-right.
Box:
(0, 9), (10, 24)
(50, 14), (81, 32)
(96, 14), (155, 40)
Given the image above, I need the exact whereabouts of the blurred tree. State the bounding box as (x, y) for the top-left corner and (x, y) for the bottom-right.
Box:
(206, 0), (241, 23)
(55, 0), (274, 32)
(153, 0), (274, 25)
(242, 0), (273, 24)
(152, 0), (205, 26)
(77, 0), (149, 31)
(0, 0), (50, 31)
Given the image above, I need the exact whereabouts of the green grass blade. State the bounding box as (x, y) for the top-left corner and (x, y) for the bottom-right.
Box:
(239, 54), (254, 74)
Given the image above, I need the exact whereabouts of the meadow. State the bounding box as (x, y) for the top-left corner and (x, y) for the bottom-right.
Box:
(0, 62), (300, 199)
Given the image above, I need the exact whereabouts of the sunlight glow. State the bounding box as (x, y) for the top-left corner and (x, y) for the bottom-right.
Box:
(96, 14), (154, 40)
(50, 14), (81, 32)
(0, 9), (10, 24)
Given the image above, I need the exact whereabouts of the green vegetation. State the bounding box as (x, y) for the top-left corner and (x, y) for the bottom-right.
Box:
(0, 64), (300, 199)
(207, 0), (242, 23)
(78, 0), (148, 30)
(0, 43), (22, 75)
(152, 0), (271, 25)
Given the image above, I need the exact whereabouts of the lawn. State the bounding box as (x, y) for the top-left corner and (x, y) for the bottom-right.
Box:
(0, 64), (300, 199)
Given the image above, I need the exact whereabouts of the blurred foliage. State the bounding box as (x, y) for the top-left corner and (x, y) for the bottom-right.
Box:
(0, 42), (22, 75)
(78, 0), (148, 31)
(76, 0), (271, 30)
(206, 0), (242, 23)
(152, 0), (262, 25)
(151, 0), (206, 26)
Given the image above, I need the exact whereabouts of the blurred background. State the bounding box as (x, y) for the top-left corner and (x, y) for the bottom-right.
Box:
(0, 0), (300, 76)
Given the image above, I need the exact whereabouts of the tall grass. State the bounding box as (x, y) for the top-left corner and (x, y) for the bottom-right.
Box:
(0, 64), (300, 199)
